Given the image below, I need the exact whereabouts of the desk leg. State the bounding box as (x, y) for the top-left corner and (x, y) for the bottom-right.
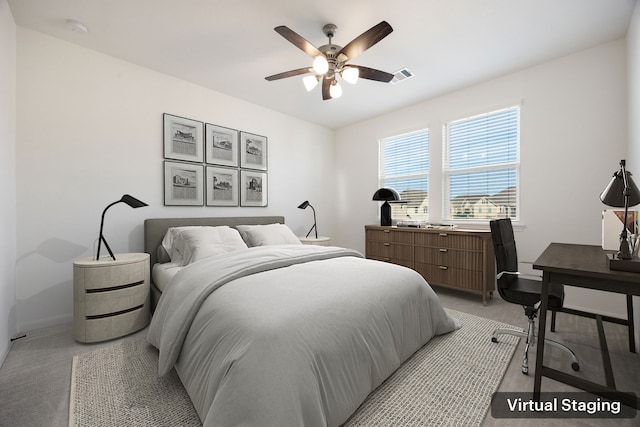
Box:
(533, 271), (550, 400)
(627, 295), (635, 353)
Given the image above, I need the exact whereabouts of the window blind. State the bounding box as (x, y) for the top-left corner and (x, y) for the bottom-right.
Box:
(379, 129), (429, 219)
(443, 106), (519, 221)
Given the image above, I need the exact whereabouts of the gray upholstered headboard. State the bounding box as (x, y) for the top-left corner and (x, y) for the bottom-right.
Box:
(144, 216), (285, 267)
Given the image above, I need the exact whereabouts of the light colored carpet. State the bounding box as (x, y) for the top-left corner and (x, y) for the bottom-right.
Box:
(69, 309), (518, 427)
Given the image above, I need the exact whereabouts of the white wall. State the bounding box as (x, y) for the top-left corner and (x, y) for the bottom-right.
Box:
(627, 1), (640, 350)
(0, 0), (17, 365)
(334, 39), (628, 317)
(15, 28), (335, 331)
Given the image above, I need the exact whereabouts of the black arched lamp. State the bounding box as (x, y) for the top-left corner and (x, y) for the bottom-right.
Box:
(96, 194), (148, 261)
(600, 160), (640, 262)
(372, 188), (400, 226)
(297, 200), (318, 238)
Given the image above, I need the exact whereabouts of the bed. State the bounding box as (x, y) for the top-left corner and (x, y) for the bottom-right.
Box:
(144, 216), (459, 427)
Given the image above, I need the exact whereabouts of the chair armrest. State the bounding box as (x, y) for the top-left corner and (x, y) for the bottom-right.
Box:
(496, 271), (520, 280)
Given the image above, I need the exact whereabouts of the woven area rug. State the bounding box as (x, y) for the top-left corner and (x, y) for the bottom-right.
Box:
(69, 309), (518, 427)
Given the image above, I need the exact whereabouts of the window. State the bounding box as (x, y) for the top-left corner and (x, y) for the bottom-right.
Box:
(379, 129), (429, 220)
(443, 106), (519, 221)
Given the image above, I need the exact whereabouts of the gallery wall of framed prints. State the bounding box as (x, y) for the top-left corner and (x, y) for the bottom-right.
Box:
(163, 113), (268, 207)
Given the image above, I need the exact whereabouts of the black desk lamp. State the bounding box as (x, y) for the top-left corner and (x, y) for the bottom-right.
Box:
(600, 159), (640, 261)
(96, 194), (148, 261)
(297, 200), (318, 238)
(372, 188), (400, 226)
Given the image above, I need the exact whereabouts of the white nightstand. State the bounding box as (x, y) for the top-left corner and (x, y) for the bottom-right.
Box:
(73, 253), (150, 343)
(299, 236), (331, 246)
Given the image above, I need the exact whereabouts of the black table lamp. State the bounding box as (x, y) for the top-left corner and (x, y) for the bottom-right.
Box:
(297, 200), (318, 238)
(96, 194), (148, 261)
(600, 159), (640, 260)
(372, 188), (400, 226)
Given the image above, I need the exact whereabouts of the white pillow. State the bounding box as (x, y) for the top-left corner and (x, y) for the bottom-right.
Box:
(161, 226), (203, 265)
(162, 226), (248, 265)
(236, 223), (302, 247)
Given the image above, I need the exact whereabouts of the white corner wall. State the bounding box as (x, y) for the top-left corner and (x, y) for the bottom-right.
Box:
(627, 0), (640, 351)
(0, 0), (17, 365)
(15, 28), (335, 331)
(334, 39), (628, 317)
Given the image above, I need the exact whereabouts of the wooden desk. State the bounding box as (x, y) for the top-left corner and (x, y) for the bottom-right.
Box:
(532, 243), (640, 409)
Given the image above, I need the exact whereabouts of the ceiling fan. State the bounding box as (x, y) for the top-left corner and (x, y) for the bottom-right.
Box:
(265, 21), (394, 100)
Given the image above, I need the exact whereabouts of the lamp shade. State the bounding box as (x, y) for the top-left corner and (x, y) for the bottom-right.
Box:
(121, 194), (148, 209)
(600, 170), (640, 207)
(372, 187), (400, 201)
(303, 75), (319, 92)
(342, 67), (359, 84)
(329, 81), (343, 98)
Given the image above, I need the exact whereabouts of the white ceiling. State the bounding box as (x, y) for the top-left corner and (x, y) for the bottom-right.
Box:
(7, 0), (637, 129)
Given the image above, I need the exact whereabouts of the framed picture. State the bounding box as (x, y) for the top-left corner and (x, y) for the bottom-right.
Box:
(240, 170), (267, 207)
(240, 131), (268, 170)
(164, 161), (204, 206)
(206, 166), (239, 206)
(163, 114), (204, 163)
(205, 123), (239, 167)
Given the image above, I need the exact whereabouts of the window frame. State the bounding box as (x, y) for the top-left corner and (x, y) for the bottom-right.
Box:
(441, 105), (521, 224)
(378, 128), (430, 221)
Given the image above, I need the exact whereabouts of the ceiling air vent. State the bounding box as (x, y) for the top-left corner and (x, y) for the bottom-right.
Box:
(391, 68), (414, 84)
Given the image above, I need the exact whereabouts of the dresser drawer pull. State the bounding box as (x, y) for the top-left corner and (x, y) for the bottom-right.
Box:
(439, 248), (448, 252)
(86, 304), (144, 320)
(383, 230), (390, 233)
(383, 257), (390, 261)
(439, 233), (448, 237)
(438, 265), (448, 270)
(86, 280), (144, 293)
(384, 243), (390, 246)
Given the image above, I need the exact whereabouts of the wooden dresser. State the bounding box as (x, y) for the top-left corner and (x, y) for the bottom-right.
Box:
(365, 225), (495, 304)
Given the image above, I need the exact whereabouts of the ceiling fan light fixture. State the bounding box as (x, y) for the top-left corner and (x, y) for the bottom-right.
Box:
(303, 75), (319, 91)
(312, 56), (329, 74)
(329, 80), (343, 98)
(342, 67), (359, 84)
(267, 21), (394, 101)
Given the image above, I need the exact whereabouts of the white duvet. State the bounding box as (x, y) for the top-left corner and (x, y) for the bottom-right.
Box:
(147, 245), (458, 427)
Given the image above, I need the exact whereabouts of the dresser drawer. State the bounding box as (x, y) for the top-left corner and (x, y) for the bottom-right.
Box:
(84, 282), (148, 316)
(414, 247), (483, 271)
(414, 262), (483, 291)
(79, 306), (149, 343)
(80, 261), (146, 290)
(414, 232), (483, 250)
(366, 241), (414, 261)
(366, 228), (414, 244)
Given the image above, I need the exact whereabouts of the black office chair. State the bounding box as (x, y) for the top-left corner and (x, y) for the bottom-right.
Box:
(489, 218), (579, 375)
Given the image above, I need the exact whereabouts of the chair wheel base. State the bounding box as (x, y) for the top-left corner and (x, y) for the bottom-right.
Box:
(522, 367), (529, 375)
(491, 337), (498, 343)
(572, 362), (580, 372)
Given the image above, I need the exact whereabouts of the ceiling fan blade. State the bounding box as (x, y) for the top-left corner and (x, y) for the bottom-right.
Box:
(265, 67), (313, 81)
(351, 65), (394, 83)
(322, 77), (332, 100)
(338, 21), (393, 61)
(274, 26), (324, 58)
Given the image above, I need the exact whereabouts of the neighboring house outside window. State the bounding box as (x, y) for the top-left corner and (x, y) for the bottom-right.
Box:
(378, 129), (429, 221)
(443, 106), (520, 222)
